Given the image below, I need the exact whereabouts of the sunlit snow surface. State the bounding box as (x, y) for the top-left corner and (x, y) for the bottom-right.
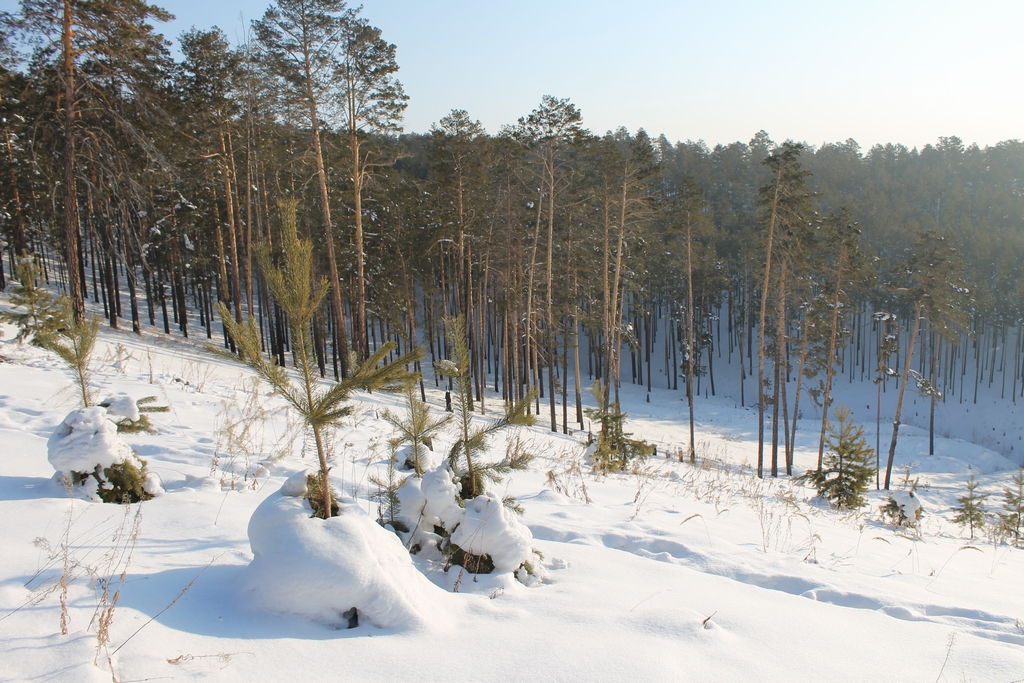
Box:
(2, 309), (1023, 682)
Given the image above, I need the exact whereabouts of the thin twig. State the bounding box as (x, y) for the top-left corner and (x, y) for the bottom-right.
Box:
(110, 555), (220, 657)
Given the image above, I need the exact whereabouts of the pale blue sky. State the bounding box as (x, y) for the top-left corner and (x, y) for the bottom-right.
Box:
(7, 0), (1022, 148)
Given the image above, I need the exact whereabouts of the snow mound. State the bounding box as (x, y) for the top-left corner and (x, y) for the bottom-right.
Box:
(98, 394), (140, 422)
(419, 464), (464, 530)
(244, 484), (454, 630)
(47, 407), (135, 475)
(450, 491), (534, 573)
(280, 469), (313, 497)
(396, 444), (436, 473)
(143, 471), (164, 497)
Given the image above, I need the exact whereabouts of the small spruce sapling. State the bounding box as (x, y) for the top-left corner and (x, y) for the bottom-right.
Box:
(798, 405), (875, 509)
(998, 469), (1024, 546)
(952, 475), (988, 540)
(216, 199), (419, 519)
(584, 380), (654, 472)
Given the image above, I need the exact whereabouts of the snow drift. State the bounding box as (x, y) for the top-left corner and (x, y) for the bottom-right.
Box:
(244, 475), (454, 630)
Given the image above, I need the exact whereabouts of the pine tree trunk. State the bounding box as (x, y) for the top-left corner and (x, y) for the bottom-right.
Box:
(686, 218), (696, 462)
(757, 170), (784, 478)
(884, 303), (924, 489)
(349, 128), (368, 362)
(788, 314), (812, 473)
(61, 0), (85, 322)
(772, 264), (786, 478)
(817, 244), (847, 469)
(546, 163), (557, 432)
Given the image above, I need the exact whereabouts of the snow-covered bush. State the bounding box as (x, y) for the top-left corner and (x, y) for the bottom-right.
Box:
(390, 316), (540, 581)
(47, 406), (162, 503)
(881, 467), (924, 527)
(99, 393), (168, 434)
(243, 474), (452, 629)
(395, 462), (540, 582)
(450, 491), (535, 574)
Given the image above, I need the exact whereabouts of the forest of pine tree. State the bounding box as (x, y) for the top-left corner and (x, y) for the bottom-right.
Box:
(3, 1), (1024, 489)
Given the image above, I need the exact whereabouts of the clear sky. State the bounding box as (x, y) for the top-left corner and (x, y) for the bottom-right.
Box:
(8, 0), (1023, 149)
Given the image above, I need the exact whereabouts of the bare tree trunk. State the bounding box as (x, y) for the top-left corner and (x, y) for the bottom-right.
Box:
(3, 126), (26, 256)
(771, 263), (786, 477)
(788, 314), (812, 473)
(609, 184), (630, 408)
(686, 216), (696, 463)
(62, 0), (84, 321)
(525, 191), (544, 411)
(546, 164), (557, 432)
(218, 124), (243, 325)
(817, 244), (847, 468)
(303, 52), (349, 378)
(349, 128), (369, 362)
(884, 303), (923, 489)
(757, 171), (784, 478)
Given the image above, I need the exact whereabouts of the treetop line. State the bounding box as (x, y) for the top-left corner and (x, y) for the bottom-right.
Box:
(2, 1), (1023, 487)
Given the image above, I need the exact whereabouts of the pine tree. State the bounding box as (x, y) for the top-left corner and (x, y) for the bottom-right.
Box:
(178, 28), (245, 326)
(429, 109), (486, 411)
(217, 199), (419, 519)
(755, 142), (812, 478)
(369, 439), (408, 532)
(382, 382), (451, 476)
(883, 231), (971, 489)
(336, 11), (407, 361)
(1, 257), (56, 343)
(20, 0), (173, 322)
(437, 314), (534, 499)
(34, 296), (99, 408)
(584, 380), (654, 472)
(815, 209), (870, 471)
(511, 96), (589, 431)
(799, 405), (875, 509)
(952, 475), (988, 540)
(998, 469), (1024, 546)
(254, 0), (355, 374)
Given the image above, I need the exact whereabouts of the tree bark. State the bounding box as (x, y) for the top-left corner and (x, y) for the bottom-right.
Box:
(62, 0), (85, 321)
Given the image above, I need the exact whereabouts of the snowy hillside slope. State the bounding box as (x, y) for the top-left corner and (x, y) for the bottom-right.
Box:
(1, 314), (1024, 682)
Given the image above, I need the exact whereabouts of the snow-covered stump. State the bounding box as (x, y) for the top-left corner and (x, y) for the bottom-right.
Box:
(243, 472), (453, 630)
(47, 406), (162, 502)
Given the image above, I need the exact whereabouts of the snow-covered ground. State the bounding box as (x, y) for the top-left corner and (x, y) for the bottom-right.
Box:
(2, 309), (1024, 683)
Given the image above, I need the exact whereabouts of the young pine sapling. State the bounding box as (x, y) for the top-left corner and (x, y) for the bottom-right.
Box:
(998, 469), (1023, 546)
(436, 314), (534, 499)
(382, 381), (451, 476)
(216, 199), (419, 519)
(952, 475), (988, 540)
